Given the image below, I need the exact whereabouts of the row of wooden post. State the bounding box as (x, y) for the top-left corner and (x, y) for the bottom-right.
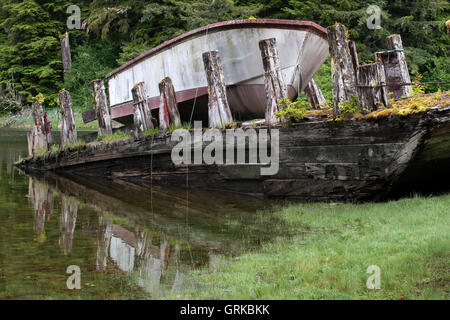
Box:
(28, 23), (411, 156)
(327, 23), (412, 116)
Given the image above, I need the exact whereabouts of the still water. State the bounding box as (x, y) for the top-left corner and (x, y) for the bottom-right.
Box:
(0, 129), (285, 299)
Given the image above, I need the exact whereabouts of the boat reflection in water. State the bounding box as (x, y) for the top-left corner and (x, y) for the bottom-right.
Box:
(26, 172), (279, 297)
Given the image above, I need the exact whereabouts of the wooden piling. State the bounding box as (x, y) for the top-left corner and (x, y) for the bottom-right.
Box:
(91, 79), (112, 137)
(357, 62), (388, 111)
(60, 32), (71, 77)
(348, 40), (360, 76)
(27, 95), (54, 156)
(304, 78), (329, 109)
(58, 89), (77, 149)
(327, 23), (359, 116)
(259, 38), (287, 124)
(158, 77), (181, 132)
(132, 81), (154, 138)
(202, 50), (233, 128)
(375, 34), (412, 99)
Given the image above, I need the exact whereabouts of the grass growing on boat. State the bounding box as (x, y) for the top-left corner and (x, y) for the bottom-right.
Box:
(142, 127), (160, 137)
(99, 131), (133, 142)
(366, 89), (449, 119)
(168, 122), (192, 133)
(168, 194), (450, 300)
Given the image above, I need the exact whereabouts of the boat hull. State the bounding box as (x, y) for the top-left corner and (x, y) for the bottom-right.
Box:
(83, 19), (329, 124)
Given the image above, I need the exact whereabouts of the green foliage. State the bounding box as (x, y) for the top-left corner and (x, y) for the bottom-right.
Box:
(274, 98), (311, 123)
(64, 41), (120, 110)
(0, 0), (88, 111)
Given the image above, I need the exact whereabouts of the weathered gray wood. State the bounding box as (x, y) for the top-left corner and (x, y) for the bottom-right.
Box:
(358, 62), (388, 111)
(28, 97), (54, 155)
(92, 79), (112, 137)
(375, 34), (412, 99)
(60, 32), (71, 76)
(304, 78), (329, 109)
(202, 51), (233, 128)
(58, 89), (77, 149)
(132, 81), (154, 138)
(327, 23), (359, 116)
(158, 77), (181, 132)
(96, 216), (112, 271)
(259, 38), (287, 124)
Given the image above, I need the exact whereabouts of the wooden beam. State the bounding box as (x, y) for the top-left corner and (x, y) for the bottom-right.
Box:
(91, 79), (112, 137)
(202, 50), (233, 128)
(327, 23), (359, 116)
(58, 89), (77, 149)
(304, 78), (329, 109)
(259, 38), (287, 124)
(132, 81), (154, 138)
(158, 77), (181, 131)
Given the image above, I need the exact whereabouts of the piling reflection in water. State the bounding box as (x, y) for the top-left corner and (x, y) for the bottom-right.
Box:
(21, 170), (281, 297)
(59, 194), (78, 254)
(28, 177), (53, 242)
(0, 129), (283, 298)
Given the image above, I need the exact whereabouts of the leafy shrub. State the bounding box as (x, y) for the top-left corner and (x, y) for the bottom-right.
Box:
(337, 96), (361, 120)
(274, 98), (311, 123)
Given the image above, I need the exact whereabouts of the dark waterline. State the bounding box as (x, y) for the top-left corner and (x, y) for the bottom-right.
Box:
(0, 129), (282, 299)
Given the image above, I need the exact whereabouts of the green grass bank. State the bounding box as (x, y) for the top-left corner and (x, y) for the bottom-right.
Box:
(168, 194), (449, 300)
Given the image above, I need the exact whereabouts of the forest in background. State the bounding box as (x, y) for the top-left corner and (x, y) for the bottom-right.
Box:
(0, 0), (448, 114)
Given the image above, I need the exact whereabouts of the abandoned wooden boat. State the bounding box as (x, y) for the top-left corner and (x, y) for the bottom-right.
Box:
(18, 106), (450, 201)
(82, 19), (329, 125)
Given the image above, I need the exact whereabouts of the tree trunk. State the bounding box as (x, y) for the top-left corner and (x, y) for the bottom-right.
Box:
(304, 78), (329, 109)
(202, 50), (233, 128)
(60, 32), (71, 77)
(91, 79), (112, 137)
(58, 89), (77, 149)
(375, 34), (413, 99)
(132, 81), (154, 138)
(327, 23), (359, 116)
(357, 62), (388, 111)
(158, 77), (181, 132)
(259, 38), (287, 124)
